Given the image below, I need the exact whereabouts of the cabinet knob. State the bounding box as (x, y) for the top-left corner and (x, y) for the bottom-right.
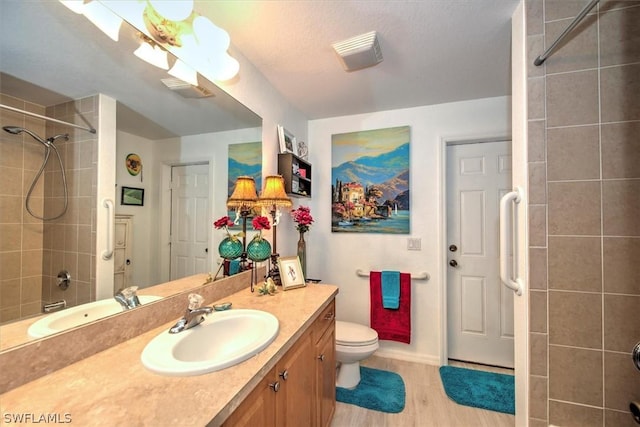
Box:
(324, 312), (334, 321)
(279, 370), (289, 381)
(317, 354), (325, 362)
(269, 381), (280, 392)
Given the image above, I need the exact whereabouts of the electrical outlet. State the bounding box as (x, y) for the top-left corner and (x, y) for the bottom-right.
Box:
(407, 238), (421, 251)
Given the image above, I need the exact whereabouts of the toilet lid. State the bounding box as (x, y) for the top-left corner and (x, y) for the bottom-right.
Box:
(335, 321), (378, 346)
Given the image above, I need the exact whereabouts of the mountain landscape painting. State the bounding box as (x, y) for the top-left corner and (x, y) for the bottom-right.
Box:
(331, 126), (410, 233)
(228, 142), (262, 227)
(228, 141), (262, 196)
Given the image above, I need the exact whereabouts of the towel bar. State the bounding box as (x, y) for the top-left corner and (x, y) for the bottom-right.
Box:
(356, 269), (430, 281)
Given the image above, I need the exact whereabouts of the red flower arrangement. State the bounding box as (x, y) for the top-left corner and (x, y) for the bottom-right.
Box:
(252, 216), (271, 231)
(291, 206), (314, 233)
(213, 216), (241, 240)
(251, 215), (271, 240)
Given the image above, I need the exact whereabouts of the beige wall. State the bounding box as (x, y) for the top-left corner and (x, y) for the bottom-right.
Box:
(0, 94), (98, 324)
(526, 1), (640, 425)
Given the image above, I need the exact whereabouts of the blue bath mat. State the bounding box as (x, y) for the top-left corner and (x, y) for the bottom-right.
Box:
(439, 366), (515, 414)
(336, 366), (405, 413)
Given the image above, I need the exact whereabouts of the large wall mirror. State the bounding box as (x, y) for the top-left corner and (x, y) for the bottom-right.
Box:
(0, 1), (262, 350)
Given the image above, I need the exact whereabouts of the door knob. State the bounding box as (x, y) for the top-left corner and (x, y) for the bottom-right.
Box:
(449, 244), (457, 252)
(126, 259), (131, 265)
(449, 260), (458, 267)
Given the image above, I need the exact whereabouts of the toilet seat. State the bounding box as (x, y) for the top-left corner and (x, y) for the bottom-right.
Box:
(336, 321), (378, 347)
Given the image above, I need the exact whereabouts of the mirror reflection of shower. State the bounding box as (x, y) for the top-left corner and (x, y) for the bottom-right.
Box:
(2, 126), (69, 220)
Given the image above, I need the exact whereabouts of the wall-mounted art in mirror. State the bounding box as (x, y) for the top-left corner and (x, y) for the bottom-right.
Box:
(0, 0), (262, 354)
(121, 187), (145, 206)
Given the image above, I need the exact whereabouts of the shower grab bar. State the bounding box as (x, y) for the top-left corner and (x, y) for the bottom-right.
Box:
(0, 103), (97, 134)
(499, 187), (524, 296)
(534, 0), (599, 66)
(102, 199), (114, 260)
(356, 269), (430, 281)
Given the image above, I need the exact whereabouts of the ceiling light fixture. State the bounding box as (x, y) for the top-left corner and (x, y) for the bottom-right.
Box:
(133, 36), (169, 70)
(81, 1), (123, 42)
(59, 0), (123, 42)
(332, 31), (383, 72)
(148, 0), (194, 22)
(98, 0), (240, 82)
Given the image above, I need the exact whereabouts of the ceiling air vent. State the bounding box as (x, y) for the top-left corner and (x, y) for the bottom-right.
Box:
(332, 31), (383, 72)
(160, 78), (213, 98)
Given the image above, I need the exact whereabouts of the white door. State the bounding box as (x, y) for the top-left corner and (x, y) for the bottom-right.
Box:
(446, 140), (514, 368)
(113, 215), (133, 294)
(170, 164), (210, 280)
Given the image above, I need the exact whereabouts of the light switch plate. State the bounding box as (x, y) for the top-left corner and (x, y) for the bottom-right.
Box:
(407, 238), (421, 251)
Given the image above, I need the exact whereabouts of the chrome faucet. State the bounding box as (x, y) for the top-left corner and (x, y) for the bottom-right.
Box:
(169, 293), (214, 334)
(114, 286), (141, 310)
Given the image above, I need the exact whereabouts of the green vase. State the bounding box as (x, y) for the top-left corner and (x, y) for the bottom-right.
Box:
(218, 237), (243, 260)
(247, 236), (271, 262)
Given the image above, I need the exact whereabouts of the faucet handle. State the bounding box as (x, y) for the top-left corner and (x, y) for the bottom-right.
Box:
(118, 286), (139, 297)
(187, 293), (205, 310)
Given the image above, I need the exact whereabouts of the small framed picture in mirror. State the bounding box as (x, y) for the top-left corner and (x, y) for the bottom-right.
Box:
(278, 256), (306, 290)
(277, 125), (296, 155)
(121, 186), (145, 206)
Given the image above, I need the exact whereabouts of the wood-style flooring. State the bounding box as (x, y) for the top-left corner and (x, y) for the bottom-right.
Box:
(331, 356), (515, 427)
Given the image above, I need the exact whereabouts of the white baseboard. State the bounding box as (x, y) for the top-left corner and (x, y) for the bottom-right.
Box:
(374, 349), (441, 366)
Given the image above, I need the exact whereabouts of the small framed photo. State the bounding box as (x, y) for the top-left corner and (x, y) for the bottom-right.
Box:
(277, 125), (296, 155)
(278, 256), (306, 290)
(296, 140), (308, 160)
(121, 186), (145, 206)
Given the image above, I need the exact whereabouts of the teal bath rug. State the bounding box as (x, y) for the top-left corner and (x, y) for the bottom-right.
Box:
(439, 366), (515, 415)
(336, 366), (406, 413)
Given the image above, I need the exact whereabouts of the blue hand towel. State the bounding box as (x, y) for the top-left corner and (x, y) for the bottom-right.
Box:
(381, 271), (401, 309)
(229, 260), (241, 276)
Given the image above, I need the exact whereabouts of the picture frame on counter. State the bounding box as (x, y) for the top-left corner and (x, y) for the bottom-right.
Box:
(278, 256), (306, 290)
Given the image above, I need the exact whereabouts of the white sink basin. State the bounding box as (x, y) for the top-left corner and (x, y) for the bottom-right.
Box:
(27, 295), (162, 338)
(141, 309), (279, 376)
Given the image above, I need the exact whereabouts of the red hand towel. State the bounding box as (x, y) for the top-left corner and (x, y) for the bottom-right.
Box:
(370, 271), (411, 344)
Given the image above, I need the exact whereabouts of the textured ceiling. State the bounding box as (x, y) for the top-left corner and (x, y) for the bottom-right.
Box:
(0, 1), (520, 138)
(198, 0), (520, 119)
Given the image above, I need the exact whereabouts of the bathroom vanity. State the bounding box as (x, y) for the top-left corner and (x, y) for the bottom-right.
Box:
(0, 276), (337, 426)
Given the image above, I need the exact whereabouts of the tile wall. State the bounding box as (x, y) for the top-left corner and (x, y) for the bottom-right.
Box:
(0, 94), (47, 322)
(43, 96), (98, 309)
(0, 94), (98, 324)
(526, 1), (640, 426)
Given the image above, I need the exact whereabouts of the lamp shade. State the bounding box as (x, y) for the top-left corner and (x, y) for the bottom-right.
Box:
(257, 175), (292, 208)
(227, 176), (258, 209)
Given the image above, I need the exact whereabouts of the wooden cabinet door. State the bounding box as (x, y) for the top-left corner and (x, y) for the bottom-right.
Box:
(316, 326), (336, 427)
(276, 332), (314, 426)
(222, 368), (276, 427)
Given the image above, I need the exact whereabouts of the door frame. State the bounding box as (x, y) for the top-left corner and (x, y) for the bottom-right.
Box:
(444, 139), (515, 368)
(439, 134), (511, 366)
(159, 160), (214, 284)
(439, 131), (528, 425)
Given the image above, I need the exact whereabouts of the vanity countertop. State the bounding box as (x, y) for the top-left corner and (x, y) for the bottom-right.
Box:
(0, 283), (338, 426)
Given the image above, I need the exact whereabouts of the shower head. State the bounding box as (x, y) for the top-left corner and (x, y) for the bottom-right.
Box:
(3, 126), (23, 135)
(47, 134), (70, 143)
(3, 126), (50, 147)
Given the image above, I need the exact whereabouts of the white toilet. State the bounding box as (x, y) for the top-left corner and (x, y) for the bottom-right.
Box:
(335, 320), (379, 389)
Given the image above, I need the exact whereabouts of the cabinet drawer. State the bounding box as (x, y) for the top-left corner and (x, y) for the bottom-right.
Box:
(313, 300), (335, 343)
